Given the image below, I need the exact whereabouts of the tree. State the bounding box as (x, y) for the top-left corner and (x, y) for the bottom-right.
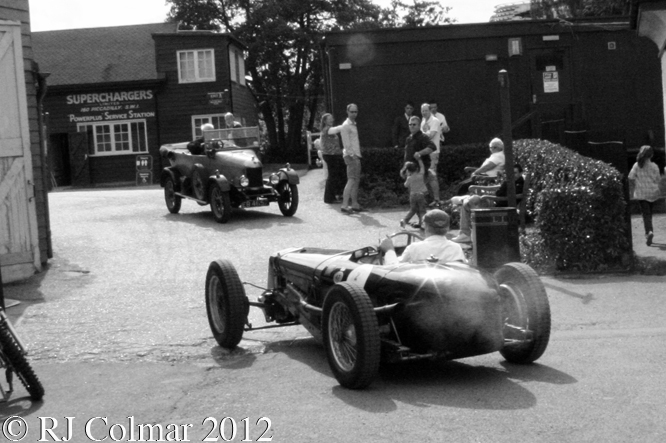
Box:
(529, 0), (631, 19)
(166, 0), (454, 159)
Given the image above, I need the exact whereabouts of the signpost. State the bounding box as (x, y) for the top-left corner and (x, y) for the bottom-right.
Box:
(136, 155), (153, 186)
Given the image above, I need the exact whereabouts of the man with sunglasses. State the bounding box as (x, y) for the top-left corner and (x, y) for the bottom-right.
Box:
(402, 116), (437, 227)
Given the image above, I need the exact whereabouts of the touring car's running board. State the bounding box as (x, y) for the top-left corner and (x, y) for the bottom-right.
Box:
(174, 192), (207, 205)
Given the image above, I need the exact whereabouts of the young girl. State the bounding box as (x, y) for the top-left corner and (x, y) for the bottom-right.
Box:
(629, 145), (662, 246)
(400, 157), (427, 229)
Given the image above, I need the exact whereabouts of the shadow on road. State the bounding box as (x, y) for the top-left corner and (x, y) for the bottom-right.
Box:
(162, 208), (304, 231)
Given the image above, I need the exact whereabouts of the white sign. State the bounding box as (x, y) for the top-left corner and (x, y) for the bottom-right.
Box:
(543, 72), (559, 93)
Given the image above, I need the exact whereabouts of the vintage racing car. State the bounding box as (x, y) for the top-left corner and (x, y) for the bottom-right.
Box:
(159, 126), (299, 223)
(205, 231), (551, 389)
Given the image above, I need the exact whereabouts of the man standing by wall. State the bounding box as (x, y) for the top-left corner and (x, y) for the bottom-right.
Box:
(392, 101), (415, 149)
(420, 103), (442, 206)
(429, 100), (450, 146)
(329, 103), (364, 213)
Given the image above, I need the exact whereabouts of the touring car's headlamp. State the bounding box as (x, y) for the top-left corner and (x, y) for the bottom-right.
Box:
(269, 174), (280, 185)
(240, 175), (250, 187)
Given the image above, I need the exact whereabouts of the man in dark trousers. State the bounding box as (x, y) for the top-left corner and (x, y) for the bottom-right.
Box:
(392, 101), (415, 149)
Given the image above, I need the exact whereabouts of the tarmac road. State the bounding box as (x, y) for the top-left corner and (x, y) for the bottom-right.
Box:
(2, 167), (666, 442)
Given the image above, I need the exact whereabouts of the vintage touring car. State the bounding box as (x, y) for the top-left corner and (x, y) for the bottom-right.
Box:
(159, 126), (299, 223)
(205, 231), (551, 389)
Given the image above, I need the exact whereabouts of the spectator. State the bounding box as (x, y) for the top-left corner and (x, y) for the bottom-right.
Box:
(429, 99), (450, 145)
(629, 145), (662, 246)
(457, 137), (506, 195)
(187, 123), (214, 155)
(420, 103), (443, 206)
(319, 113), (346, 204)
(392, 101), (415, 149)
(329, 104), (364, 213)
(380, 210), (466, 264)
(399, 156), (427, 230)
(451, 164), (525, 244)
(224, 112), (242, 129)
(404, 115), (436, 177)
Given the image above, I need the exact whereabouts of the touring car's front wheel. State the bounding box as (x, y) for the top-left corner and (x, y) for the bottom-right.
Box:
(277, 182), (299, 217)
(495, 262), (551, 364)
(322, 283), (380, 389)
(209, 186), (231, 223)
(205, 260), (249, 349)
(164, 176), (181, 214)
(0, 325), (44, 400)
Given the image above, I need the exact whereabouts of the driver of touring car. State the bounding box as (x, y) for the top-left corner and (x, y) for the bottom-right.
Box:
(379, 209), (466, 265)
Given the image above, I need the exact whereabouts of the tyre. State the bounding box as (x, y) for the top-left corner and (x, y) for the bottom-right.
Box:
(277, 181), (299, 217)
(495, 262), (551, 364)
(164, 176), (181, 214)
(192, 167), (207, 201)
(322, 282), (380, 389)
(205, 260), (248, 349)
(209, 186), (231, 223)
(0, 325), (44, 400)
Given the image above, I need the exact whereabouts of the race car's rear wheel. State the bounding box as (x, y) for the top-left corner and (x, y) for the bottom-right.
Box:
(205, 260), (249, 349)
(277, 181), (299, 217)
(322, 283), (380, 389)
(209, 186), (231, 223)
(0, 324), (44, 400)
(495, 262), (551, 364)
(164, 176), (181, 214)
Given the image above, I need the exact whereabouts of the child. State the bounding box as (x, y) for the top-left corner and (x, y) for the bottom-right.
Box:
(400, 157), (428, 229)
(629, 145), (662, 246)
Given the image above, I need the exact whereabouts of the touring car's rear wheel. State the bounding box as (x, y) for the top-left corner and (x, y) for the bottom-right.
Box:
(0, 325), (44, 400)
(192, 167), (207, 201)
(277, 181), (299, 217)
(322, 283), (380, 389)
(164, 176), (181, 214)
(495, 262), (551, 364)
(205, 260), (249, 349)
(209, 186), (231, 223)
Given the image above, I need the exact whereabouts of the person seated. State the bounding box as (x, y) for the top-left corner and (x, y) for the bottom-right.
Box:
(187, 123), (214, 155)
(380, 209), (466, 264)
(451, 164), (524, 244)
(457, 137), (506, 195)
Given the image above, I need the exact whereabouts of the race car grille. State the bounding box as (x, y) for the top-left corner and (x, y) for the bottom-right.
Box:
(246, 167), (263, 187)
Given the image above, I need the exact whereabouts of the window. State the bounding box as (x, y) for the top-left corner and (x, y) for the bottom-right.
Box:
(192, 114), (226, 139)
(229, 47), (246, 85)
(78, 120), (148, 156)
(178, 49), (215, 83)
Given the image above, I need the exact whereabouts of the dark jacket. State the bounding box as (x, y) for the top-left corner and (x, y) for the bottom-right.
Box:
(404, 130), (436, 172)
(187, 137), (205, 155)
(392, 114), (411, 147)
(495, 175), (525, 207)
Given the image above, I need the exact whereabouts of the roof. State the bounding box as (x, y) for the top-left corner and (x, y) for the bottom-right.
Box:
(32, 22), (178, 86)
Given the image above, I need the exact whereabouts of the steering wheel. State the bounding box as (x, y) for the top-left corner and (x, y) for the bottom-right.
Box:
(389, 230), (424, 252)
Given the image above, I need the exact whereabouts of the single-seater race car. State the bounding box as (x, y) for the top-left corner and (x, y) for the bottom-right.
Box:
(159, 126), (299, 223)
(205, 231), (550, 389)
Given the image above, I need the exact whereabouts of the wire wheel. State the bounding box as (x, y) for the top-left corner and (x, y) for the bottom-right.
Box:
(277, 182), (299, 216)
(164, 176), (181, 214)
(209, 186), (231, 223)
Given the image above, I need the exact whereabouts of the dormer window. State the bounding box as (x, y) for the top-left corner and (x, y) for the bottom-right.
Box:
(178, 49), (216, 83)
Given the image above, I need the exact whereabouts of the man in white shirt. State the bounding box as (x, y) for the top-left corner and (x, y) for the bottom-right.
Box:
(429, 100), (450, 145)
(420, 103), (442, 206)
(329, 103), (364, 213)
(379, 210), (466, 264)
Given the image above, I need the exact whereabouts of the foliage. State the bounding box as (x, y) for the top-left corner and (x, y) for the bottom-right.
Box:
(529, 0), (631, 19)
(165, 0), (454, 161)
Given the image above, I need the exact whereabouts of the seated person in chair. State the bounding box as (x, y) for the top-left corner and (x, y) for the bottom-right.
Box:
(451, 164), (524, 244)
(380, 210), (466, 264)
(187, 123), (214, 155)
(457, 137), (506, 195)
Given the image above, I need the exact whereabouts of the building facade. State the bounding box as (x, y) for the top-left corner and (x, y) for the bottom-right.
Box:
(33, 23), (256, 187)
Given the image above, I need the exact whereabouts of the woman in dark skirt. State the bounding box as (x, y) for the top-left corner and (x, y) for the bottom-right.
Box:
(320, 113), (346, 204)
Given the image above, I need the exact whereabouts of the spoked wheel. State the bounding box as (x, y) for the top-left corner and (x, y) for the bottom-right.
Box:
(209, 186), (231, 223)
(164, 176), (181, 214)
(322, 282), (380, 389)
(192, 168), (207, 201)
(205, 260), (249, 349)
(0, 325), (44, 400)
(495, 262), (551, 364)
(277, 181), (299, 216)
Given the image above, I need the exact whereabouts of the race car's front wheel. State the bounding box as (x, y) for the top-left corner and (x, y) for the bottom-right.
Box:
(205, 260), (249, 349)
(209, 186), (231, 223)
(322, 283), (380, 389)
(277, 182), (299, 217)
(164, 176), (181, 214)
(0, 324), (44, 400)
(495, 262), (551, 364)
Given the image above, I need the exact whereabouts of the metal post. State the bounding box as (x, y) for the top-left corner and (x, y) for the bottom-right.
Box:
(498, 70), (517, 209)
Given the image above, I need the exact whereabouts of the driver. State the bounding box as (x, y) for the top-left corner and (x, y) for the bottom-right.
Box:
(187, 123), (214, 155)
(379, 209), (466, 264)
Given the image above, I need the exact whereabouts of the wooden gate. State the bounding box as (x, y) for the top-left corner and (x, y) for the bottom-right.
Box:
(0, 21), (41, 282)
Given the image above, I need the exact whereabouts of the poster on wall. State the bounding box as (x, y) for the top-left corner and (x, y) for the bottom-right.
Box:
(64, 90), (156, 124)
(543, 72), (559, 93)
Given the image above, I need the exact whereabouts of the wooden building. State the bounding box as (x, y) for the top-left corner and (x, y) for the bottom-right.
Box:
(322, 17), (664, 151)
(32, 24), (256, 186)
(1, 0), (51, 283)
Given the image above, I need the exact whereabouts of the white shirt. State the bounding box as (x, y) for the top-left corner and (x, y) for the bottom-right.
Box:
(480, 151), (505, 177)
(420, 115), (441, 153)
(434, 112), (448, 143)
(384, 235), (466, 265)
(329, 118), (361, 158)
